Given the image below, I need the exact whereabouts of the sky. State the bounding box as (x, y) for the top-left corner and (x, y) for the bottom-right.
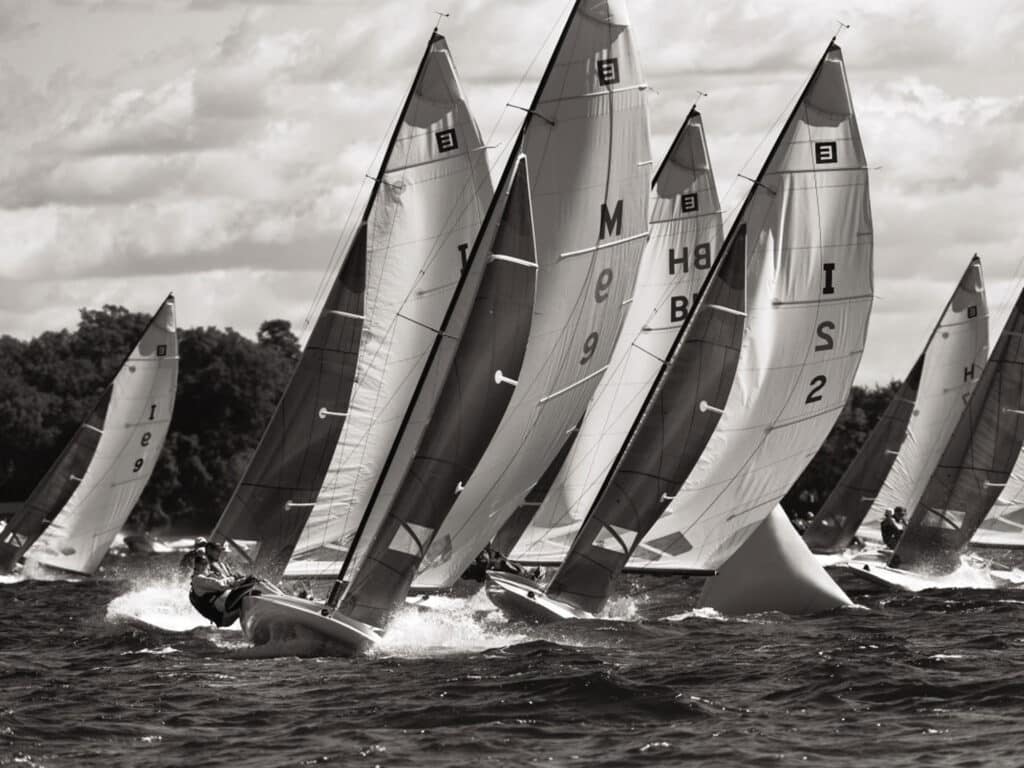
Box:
(1, 0), (1022, 385)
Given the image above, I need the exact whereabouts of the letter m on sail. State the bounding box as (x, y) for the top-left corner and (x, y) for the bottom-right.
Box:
(599, 200), (623, 239)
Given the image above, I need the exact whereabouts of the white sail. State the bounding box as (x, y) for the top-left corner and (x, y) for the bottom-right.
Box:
(511, 109), (722, 564)
(628, 42), (873, 573)
(29, 296), (178, 574)
(289, 35), (493, 570)
(856, 258), (988, 540)
(415, 0), (652, 589)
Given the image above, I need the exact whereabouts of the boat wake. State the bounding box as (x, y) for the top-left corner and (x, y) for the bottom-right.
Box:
(105, 575), (219, 633)
(374, 591), (529, 657)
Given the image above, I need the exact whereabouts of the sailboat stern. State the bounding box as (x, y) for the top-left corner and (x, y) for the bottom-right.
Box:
(240, 593), (382, 656)
(484, 571), (593, 623)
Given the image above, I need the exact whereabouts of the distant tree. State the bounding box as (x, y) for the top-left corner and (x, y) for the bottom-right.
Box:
(785, 380), (901, 516)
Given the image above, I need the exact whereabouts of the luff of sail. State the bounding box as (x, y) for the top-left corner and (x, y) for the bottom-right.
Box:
(543, 226), (746, 614)
(23, 294), (178, 575)
(629, 41), (873, 573)
(337, 158), (537, 628)
(510, 108), (723, 565)
(416, 0), (652, 590)
(892, 286), (1024, 574)
(805, 256), (988, 553)
(285, 33), (493, 575)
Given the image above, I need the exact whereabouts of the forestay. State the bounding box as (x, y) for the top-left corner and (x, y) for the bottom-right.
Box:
(805, 256), (988, 553)
(854, 256), (988, 543)
(628, 42), (873, 573)
(282, 34), (493, 576)
(510, 108), (723, 565)
(892, 287), (1024, 573)
(23, 295), (178, 575)
(416, 0), (652, 589)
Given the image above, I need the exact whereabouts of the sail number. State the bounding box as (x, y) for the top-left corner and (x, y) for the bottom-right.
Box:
(806, 262), (840, 403)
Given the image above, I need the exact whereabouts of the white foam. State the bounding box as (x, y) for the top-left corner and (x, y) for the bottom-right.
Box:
(106, 575), (223, 633)
(598, 593), (642, 621)
(374, 593), (528, 657)
(664, 606), (730, 622)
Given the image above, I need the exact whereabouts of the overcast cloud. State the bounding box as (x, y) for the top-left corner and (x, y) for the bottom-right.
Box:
(1, 0), (1022, 385)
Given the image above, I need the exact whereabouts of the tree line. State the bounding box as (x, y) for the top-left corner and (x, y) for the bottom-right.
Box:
(0, 304), (899, 534)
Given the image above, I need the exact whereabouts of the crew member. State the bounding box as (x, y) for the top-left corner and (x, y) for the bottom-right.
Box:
(188, 540), (257, 627)
(881, 509), (903, 549)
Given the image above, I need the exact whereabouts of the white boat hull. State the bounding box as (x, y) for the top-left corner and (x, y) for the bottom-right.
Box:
(835, 551), (1024, 592)
(241, 593), (382, 656)
(484, 571), (592, 623)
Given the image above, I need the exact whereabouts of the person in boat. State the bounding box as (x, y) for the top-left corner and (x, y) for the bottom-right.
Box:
(881, 509), (904, 549)
(178, 536), (207, 576)
(461, 543), (540, 582)
(188, 539), (259, 627)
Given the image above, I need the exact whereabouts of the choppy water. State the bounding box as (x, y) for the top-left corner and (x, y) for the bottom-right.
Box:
(3, 551), (1024, 767)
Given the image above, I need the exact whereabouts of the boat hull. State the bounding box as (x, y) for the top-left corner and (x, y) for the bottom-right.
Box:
(484, 571), (592, 623)
(834, 552), (1024, 592)
(240, 593), (381, 656)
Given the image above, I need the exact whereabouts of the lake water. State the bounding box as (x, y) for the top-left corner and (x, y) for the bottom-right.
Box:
(3, 550), (1024, 767)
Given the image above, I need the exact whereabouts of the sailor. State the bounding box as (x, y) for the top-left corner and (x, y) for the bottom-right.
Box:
(188, 540), (257, 627)
(178, 536), (207, 576)
(881, 509), (903, 549)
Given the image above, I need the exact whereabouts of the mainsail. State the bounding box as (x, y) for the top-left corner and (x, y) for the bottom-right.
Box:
(216, 33), (492, 580)
(891, 287), (1024, 573)
(0, 294), (178, 575)
(628, 41), (874, 573)
(416, 0), (653, 589)
(804, 256), (988, 553)
(335, 158), (537, 627)
(509, 108), (724, 565)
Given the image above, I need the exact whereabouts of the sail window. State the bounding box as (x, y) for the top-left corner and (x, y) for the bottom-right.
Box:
(388, 522), (434, 557)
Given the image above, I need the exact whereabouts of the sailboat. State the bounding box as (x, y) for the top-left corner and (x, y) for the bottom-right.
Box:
(803, 256), (988, 554)
(885, 286), (1024, 576)
(505, 107), (724, 568)
(0, 294), (178, 575)
(620, 40), (873, 580)
(208, 31), (493, 583)
(487, 225), (746, 621)
(413, 0), (653, 593)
